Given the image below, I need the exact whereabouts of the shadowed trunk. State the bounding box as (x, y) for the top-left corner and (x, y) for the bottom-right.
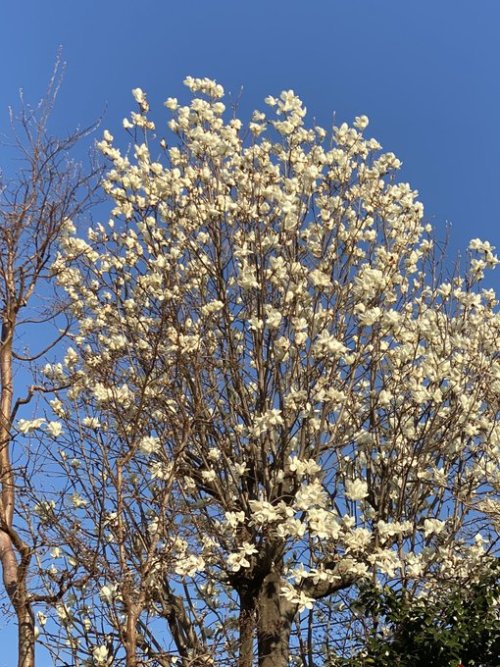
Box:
(256, 571), (296, 667)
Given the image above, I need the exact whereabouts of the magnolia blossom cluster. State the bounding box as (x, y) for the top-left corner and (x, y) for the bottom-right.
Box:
(38, 77), (500, 662)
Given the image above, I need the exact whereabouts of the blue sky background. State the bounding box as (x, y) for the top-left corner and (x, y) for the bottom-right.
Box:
(1, 0), (499, 664)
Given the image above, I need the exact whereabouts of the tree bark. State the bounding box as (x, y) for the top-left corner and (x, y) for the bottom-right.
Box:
(256, 571), (296, 667)
(124, 606), (138, 667)
(0, 317), (35, 667)
(160, 579), (208, 665)
(238, 587), (256, 667)
(16, 590), (35, 667)
(0, 534), (35, 667)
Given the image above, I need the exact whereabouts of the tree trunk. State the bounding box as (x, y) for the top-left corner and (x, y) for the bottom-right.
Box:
(125, 610), (138, 667)
(238, 587), (256, 667)
(17, 594), (35, 667)
(256, 571), (296, 667)
(0, 534), (35, 667)
(1, 317), (35, 667)
(160, 580), (208, 664)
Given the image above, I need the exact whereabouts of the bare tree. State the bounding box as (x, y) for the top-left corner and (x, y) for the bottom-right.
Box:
(29, 78), (500, 667)
(0, 57), (97, 667)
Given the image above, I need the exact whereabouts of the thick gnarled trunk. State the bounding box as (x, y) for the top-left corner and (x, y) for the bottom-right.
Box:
(256, 571), (296, 667)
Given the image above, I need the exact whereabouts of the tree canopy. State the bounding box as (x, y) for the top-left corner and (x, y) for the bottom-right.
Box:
(2, 77), (499, 667)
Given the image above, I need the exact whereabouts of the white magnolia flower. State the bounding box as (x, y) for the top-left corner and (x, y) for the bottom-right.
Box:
(164, 97), (178, 110)
(132, 87), (146, 104)
(100, 583), (119, 603)
(345, 528), (372, 553)
(56, 604), (71, 621)
(92, 645), (109, 666)
(423, 518), (446, 538)
(82, 416), (100, 429)
(227, 542), (258, 572)
(345, 479), (369, 501)
(252, 409), (284, 436)
(47, 421), (63, 437)
(201, 469), (217, 483)
(71, 493), (87, 509)
(208, 448), (221, 461)
(295, 480), (328, 510)
(231, 461), (248, 477)
(249, 500), (282, 524)
(138, 435), (160, 455)
(265, 306), (282, 329)
(17, 418), (45, 434)
(289, 456), (321, 477)
(354, 115), (369, 130)
(280, 582), (315, 613)
(37, 611), (47, 627)
(225, 511), (246, 529)
(175, 554), (205, 578)
(312, 329), (347, 356)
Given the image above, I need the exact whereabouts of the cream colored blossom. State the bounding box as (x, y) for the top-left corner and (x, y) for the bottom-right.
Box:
(175, 554), (206, 578)
(281, 582), (315, 613)
(138, 435), (160, 455)
(354, 115), (369, 130)
(17, 418), (45, 434)
(345, 479), (369, 501)
(47, 421), (63, 437)
(71, 492), (87, 508)
(226, 542), (258, 572)
(92, 645), (109, 666)
(423, 518), (446, 538)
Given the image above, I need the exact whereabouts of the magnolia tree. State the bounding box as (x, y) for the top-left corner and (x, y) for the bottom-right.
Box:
(26, 78), (500, 667)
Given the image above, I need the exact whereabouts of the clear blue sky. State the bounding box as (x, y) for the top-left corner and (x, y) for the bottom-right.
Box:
(1, 0), (499, 663)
